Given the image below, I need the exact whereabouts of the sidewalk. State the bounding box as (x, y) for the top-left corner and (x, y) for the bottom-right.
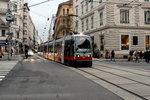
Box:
(93, 58), (128, 62)
(0, 54), (23, 61)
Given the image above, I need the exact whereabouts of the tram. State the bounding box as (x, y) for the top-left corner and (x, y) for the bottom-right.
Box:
(39, 34), (93, 67)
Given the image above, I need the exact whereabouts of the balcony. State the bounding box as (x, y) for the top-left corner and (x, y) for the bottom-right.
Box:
(0, 22), (8, 28)
(0, 8), (7, 14)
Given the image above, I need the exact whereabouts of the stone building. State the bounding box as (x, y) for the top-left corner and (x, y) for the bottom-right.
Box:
(73, 0), (150, 58)
(23, 3), (37, 51)
(53, 0), (73, 39)
(0, 0), (10, 53)
(10, 0), (24, 54)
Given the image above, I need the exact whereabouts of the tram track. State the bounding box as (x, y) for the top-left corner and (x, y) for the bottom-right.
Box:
(94, 62), (150, 77)
(93, 63), (150, 86)
(72, 64), (150, 100)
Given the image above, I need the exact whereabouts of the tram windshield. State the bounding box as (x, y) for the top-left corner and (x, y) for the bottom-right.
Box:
(75, 36), (91, 53)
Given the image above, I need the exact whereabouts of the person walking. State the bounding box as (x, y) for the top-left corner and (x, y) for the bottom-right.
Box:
(10, 49), (13, 56)
(105, 49), (109, 59)
(25, 48), (28, 59)
(111, 50), (115, 61)
(148, 50), (150, 63)
(145, 50), (149, 63)
(134, 51), (139, 63)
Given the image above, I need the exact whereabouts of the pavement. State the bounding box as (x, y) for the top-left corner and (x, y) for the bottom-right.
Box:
(0, 54), (23, 83)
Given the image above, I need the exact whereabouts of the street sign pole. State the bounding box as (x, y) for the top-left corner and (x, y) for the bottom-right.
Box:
(6, 9), (14, 60)
(8, 22), (11, 60)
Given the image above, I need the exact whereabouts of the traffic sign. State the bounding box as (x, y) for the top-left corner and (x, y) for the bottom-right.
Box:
(0, 43), (8, 46)
(6, 13), (14, 22)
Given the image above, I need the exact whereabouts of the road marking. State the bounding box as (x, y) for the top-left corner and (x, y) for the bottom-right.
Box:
(0, 61), (18, 82)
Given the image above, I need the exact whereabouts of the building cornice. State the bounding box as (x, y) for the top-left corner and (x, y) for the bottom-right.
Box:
(83, 25), (150, 35)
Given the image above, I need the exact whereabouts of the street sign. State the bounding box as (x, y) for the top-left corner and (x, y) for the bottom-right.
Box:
(0, 43), (8, 46)
(6, 13), (14, 22)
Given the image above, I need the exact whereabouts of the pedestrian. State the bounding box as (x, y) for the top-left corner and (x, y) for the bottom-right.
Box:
(145, 50), (149, 63)
(128, 50), (134, 61)
(148, 50), (150, 63)
(0, 48), (2, 58)
(10, 49), (13, 56)
(25, 48), (28, 59)
(105, 49), (109, 59)
(111, 50), (115, 61)
(139, 51), (143, 59)
(134, 50), (139, 63)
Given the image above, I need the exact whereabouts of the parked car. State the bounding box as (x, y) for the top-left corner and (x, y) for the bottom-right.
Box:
(28, 49), (34, 56)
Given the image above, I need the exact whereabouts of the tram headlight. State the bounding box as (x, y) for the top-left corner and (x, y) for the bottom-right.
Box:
(87, 54), (91, 57)
(76, 54), (80, 57)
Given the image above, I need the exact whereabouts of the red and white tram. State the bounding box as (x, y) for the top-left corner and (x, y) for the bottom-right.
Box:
(39, 34), (93, 67)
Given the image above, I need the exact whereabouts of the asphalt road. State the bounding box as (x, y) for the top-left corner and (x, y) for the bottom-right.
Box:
(0, 56), (123, 100)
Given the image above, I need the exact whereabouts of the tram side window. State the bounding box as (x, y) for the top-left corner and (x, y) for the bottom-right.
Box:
(55, 41), (62, 55)
(65, 40), (71, 56)
(70, 39), (74, 56)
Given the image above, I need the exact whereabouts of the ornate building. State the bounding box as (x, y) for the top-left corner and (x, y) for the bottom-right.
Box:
(74, 0), (150, 58)
(53, 0), (73, 39)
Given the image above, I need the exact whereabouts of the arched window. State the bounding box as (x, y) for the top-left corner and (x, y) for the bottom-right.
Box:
(63, 8), (65, 15)
(67, 9), (69, 14)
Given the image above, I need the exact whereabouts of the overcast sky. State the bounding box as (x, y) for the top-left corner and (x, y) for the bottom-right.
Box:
(26, 0), (66, 42)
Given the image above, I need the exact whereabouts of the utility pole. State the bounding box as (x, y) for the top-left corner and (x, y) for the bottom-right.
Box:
(6, 9), (14, 60)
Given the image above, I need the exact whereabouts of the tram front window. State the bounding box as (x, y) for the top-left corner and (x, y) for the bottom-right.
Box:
(75, 37), (91, 53)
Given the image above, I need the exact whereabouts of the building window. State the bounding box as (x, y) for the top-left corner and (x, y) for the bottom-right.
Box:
(144, 10), (150, 24)
(82, 20), (84, 31)
(17, 32), (19, 39)
(91, 0), (93, 9)
(86, 1), (88, 12)
(63, 8), (65, 15)
(76, 21), (78, 32)
(67, 9), (69, 14)
(12, 18), (17, 25)
(120, 9), (129, 24)
(2, 30), (5, 37)
(121, 35), (129, 50)
(24, 15), (27, 19)
(145, 35), (150, 50)
(86, 19), (89, 30)
(100, 12), (103, 25)
(145, 0), (150, 2)
(81, 2), (84, 14)
(11, 3), (17, 12)
(63, 19), (66, 25)
(91, 16), (94, 29)
(133, 36), (138, 45)
(75, 6), (78, 15)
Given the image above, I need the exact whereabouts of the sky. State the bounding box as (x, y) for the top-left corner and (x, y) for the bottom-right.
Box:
(26, 0), (66, 42)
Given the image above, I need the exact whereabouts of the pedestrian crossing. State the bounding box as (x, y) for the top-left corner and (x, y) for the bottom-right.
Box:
(0, 61), (18, 82)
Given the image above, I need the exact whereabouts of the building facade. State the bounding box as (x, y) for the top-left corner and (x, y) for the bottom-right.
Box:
(10, 0), (24, 54)
(23, 3), (38, 51)
(53, 0), (73, 39)
(0, 0), (10, 53)
(0, 0), (39, 55)
(74, 0), (150, 58)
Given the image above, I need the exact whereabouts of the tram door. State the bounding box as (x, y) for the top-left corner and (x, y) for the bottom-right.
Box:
(146, 35), (150, 50)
